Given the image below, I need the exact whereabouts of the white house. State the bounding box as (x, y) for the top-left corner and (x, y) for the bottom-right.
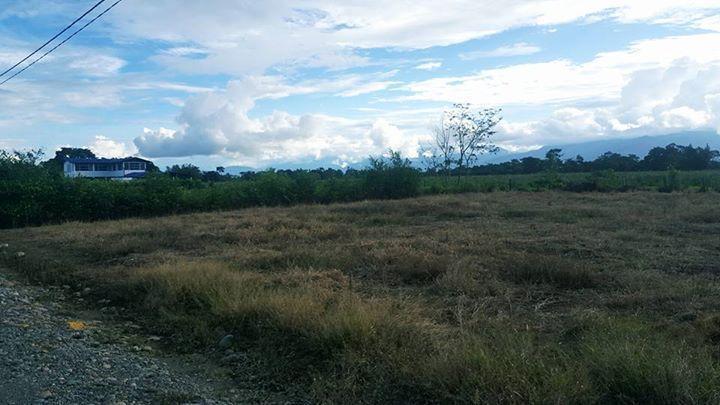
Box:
(63, 157), (153, 180)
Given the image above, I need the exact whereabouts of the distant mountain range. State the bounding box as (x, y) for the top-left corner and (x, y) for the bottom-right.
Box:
(224, 131), (720, 173)
(483, 131), (720, 164)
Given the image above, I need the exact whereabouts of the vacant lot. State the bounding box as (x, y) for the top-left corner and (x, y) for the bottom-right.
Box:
(2, 192), (720, 403)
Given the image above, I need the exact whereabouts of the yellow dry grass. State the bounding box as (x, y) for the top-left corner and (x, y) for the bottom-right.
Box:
(2, 191), (720, 403)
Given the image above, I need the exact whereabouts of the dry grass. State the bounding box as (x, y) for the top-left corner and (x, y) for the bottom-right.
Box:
(500, 254), (599, 289)
(2, 191), (720, 403)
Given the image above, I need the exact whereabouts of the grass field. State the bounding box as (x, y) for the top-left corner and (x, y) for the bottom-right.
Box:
(2, 192), (720, 403)
(420, 169), (720, 193)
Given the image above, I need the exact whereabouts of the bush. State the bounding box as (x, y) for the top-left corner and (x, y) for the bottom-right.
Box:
(364, 151), (421, 199)
(659, 168), (680, 193)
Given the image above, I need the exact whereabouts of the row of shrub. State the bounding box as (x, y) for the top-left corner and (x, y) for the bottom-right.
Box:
(3, 148), (720, 228)
(0, 150), (420, 228)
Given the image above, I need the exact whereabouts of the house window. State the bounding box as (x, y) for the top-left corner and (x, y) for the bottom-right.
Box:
(124, 162), (145, 170)
(75, 163), (92, 171)
(95, 163), (113, 171)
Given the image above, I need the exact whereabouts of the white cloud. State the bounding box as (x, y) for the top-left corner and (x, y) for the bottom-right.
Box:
(105, 1), (720, 74)
(63, 86), (123, 108)
(88, 135), (137, 158)
(6, 1), (720, 165)
(366, 119), (420, 156)
(68, 55), (126, 77)
(400, 33), (720, 107)
(163, 97), (185, 107)
(414, 62), (442, 71)
(0, 138), (23, 149)
(459, 43), (541, 60)
(161, 47), (209, 57)
(692, 14), (720, 32)
(338, 81), (399, 97)
(497, 60), (720, 147)
(134, 78), (426, 166)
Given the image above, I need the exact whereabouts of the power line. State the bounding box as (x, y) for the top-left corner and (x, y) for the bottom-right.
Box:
(0, 0), (124, 86)
(0, 0), (108, 79)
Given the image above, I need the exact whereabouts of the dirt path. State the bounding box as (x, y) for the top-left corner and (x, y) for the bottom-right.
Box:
(0, 270), (288, 405)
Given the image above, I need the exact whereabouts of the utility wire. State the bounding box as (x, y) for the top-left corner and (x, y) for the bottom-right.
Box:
(0, 0), (108, 79)
(0, 0), (124, 86)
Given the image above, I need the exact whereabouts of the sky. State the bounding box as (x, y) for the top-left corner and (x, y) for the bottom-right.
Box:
(1, 0), (720, 169)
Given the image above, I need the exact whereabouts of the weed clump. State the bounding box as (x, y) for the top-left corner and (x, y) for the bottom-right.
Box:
(501, 254), (598, 289)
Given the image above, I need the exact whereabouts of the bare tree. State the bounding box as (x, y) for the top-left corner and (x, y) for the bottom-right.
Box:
(425, 118), (455, 177)
(424, 103), (502, 176)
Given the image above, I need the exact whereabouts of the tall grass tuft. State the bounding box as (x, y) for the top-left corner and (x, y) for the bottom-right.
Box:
(501, 254), (598, 289)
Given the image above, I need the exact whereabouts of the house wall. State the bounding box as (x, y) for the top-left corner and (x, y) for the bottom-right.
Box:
(63, 162), (147, 179)
(66, 170), (126, 178)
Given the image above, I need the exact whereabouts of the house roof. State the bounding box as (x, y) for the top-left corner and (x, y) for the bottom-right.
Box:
(65, 157), (152, 164)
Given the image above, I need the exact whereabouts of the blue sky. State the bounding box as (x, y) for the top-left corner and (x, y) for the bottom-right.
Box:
(1, 1), (720, 169)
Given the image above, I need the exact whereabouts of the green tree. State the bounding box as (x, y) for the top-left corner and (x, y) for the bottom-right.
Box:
(166, 164), (203, 180)
(545, 148), (563, 172)
(365, 150), (420, 199)
(42, 147), (96, 173)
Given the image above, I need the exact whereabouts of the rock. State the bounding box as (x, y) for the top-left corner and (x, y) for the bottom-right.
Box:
(15, 252), (25, 258)
(39, 390), (53, 399)
(0, 243), (8, 248)
(220, 353), (244, 365)
(218, 334), (234, 349)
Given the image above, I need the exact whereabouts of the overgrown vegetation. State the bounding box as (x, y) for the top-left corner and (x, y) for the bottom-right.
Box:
(0, 149), (417, 228)
(2, 192), (719, 403)
(1, 141), (719, 229)
(453, 143), (720, 176)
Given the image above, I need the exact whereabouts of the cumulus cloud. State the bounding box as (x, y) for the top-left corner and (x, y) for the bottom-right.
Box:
(134, 78), (425, 166)
(497, 60), (720, 147)
(139, 49), (720, 161)
(87, 136), (137, 158)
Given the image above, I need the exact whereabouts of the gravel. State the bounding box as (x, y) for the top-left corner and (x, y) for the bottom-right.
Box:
(0, 270), (292, 404)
